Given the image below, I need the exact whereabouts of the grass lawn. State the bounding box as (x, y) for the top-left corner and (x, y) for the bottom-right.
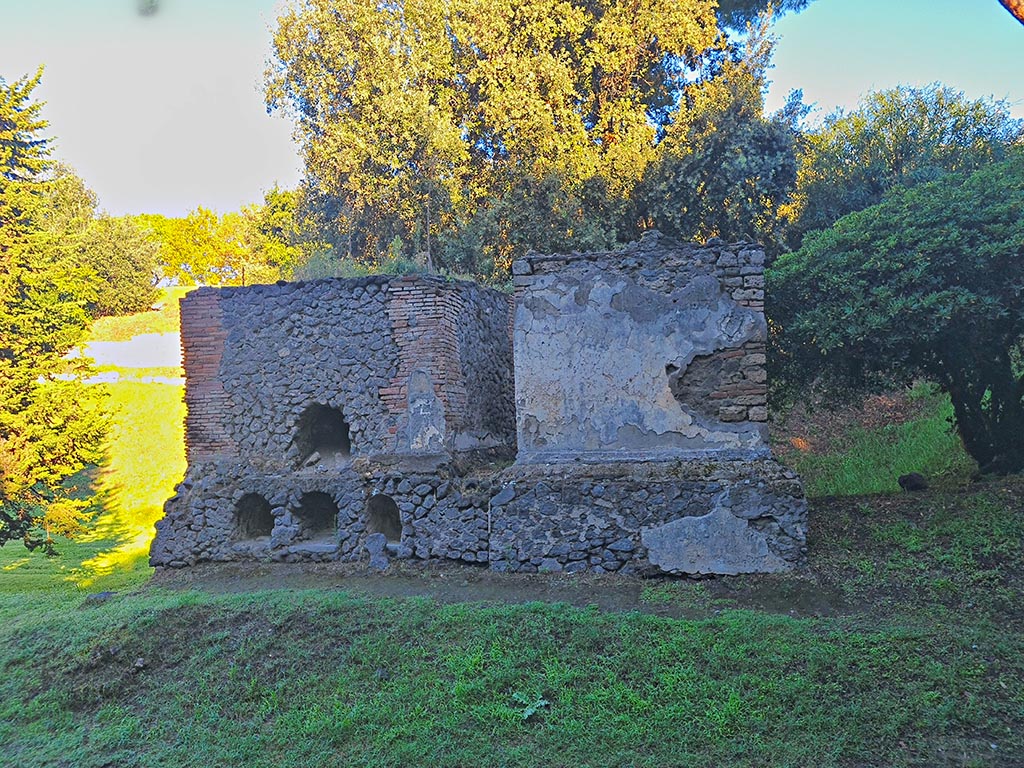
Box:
(2, 478), (1021, 767)
(89, 286), (192, 342)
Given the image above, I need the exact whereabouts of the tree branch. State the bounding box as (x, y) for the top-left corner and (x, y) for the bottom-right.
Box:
(999, 0), (1024, 25)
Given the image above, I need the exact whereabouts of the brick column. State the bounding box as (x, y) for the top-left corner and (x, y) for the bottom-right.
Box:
(382, 277), (467, 434)
(180, 289), (238, 462)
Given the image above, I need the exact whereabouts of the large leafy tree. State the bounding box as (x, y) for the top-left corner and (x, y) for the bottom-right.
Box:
(999, 0), (1024, 24)
(769, 152), (1024, 475)
(784, 84), (1023, 250)
(137, 199), (302, 287)
(1, 70), (106, 552)
(634, 25), (800, 252)
(77, 216), (160, 317)
(36, 166), (159, 317)
(265, 0), (732, 274)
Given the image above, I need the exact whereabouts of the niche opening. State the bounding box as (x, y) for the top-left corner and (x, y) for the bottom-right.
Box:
(235, 493), (274, 539)
(295, 491), (338, 540)
(294, 403), (351, 466)
(366, 494), (402, 542)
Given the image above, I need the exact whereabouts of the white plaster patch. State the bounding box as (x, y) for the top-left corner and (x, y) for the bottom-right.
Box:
(641, 499), (790, 575)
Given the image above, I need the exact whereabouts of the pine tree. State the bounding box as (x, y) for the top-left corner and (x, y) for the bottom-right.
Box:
(0, 69), (106, 553)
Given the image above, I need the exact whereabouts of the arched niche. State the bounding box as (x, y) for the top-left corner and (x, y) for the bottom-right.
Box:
(234, 493), (274, 539)
(366, 494), (402, 542)
(293, 403), (352, 466)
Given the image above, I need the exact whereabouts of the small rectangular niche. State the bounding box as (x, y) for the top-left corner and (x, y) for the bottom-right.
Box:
(234, 493), (274, 539)
(294, 491), (339, 541)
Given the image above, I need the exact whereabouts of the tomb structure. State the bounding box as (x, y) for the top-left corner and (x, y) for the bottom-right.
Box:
(151, 232), (806, 574)
(150, 275), (515, 567)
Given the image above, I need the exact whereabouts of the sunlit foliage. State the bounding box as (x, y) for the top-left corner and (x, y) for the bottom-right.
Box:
(0, 70), (107, 552)
(266, 0), (798, 277)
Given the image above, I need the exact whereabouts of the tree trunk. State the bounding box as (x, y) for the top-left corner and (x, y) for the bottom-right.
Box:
(940, 350), (1024, 475)
(999, 0), (1024, 25)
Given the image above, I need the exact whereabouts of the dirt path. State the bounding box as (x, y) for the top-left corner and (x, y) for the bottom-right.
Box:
(150, 558), (852, 620)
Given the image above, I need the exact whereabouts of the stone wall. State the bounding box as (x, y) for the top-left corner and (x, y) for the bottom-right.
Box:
(487, 459), (804, 575)
(492, 231), (804, 575)
(152, 274), (516, 568)
(176, 275), (514, 467)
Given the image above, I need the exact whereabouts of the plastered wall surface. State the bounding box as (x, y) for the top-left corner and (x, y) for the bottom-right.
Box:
(512, 231), (769, 462)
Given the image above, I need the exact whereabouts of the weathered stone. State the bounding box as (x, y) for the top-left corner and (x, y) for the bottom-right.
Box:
(491, 485), (516, 506)
(641, 499), (790, 575)
(365, 532), (388, 555)
(607, 537), (635, 553)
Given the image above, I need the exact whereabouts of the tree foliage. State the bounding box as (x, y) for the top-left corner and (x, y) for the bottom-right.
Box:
(769, 151), (1024, 474)
(634, 28), (799, 252)
(266, 0), (796, 277)
(785, 84), (1024, 249)
(715, 0), (814, 29)
(0, 70), (106, 552)
(998, 0), (1024, 25)
(137, 191), (309, 286)
(35, 166), (160, 317)
(78, 216), (161, 317)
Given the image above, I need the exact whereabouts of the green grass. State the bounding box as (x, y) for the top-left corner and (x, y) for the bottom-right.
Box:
(0, 380), (185, 595)
(2, 477), (1021, 766)
(1, 296), (186, 595)
(0, 581), (1020, 768)
(779, 385), (976, 497)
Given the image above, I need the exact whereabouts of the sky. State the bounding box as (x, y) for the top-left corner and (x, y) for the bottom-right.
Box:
(2, 0), (1022, 218)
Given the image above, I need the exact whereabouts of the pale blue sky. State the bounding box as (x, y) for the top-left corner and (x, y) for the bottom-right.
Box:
(2, 0), (1022, 217)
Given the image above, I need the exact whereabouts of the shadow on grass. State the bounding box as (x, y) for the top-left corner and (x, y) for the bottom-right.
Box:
(66, 381), (186, 590)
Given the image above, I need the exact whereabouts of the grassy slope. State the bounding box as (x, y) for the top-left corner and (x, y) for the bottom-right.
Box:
(777, 385), (977, 497)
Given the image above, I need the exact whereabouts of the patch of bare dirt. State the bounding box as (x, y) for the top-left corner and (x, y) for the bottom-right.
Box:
(773, 385), (929, 454)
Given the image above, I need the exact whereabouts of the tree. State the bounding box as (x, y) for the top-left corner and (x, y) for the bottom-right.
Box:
(1, 70), (107, 552)
(784, 84), (1023, 249)
(999, 0), (1024, 24)
(634, 26), (799, 252)
(78, 216), (160, 317)
(139, 202), (301, 287)
(769, 151), (1024, 475)
(32, 166), (159, 317)
(265, 0), (725, 272)
(715, 0), (814, 29)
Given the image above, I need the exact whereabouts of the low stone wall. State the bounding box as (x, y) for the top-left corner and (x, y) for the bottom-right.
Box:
(152, 456), (805, 574)
(150, 458), (497, 569)
(488, 460), (805, 575)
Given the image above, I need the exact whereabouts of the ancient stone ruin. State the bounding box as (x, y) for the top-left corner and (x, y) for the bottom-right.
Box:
(151, 232), (806, 575)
